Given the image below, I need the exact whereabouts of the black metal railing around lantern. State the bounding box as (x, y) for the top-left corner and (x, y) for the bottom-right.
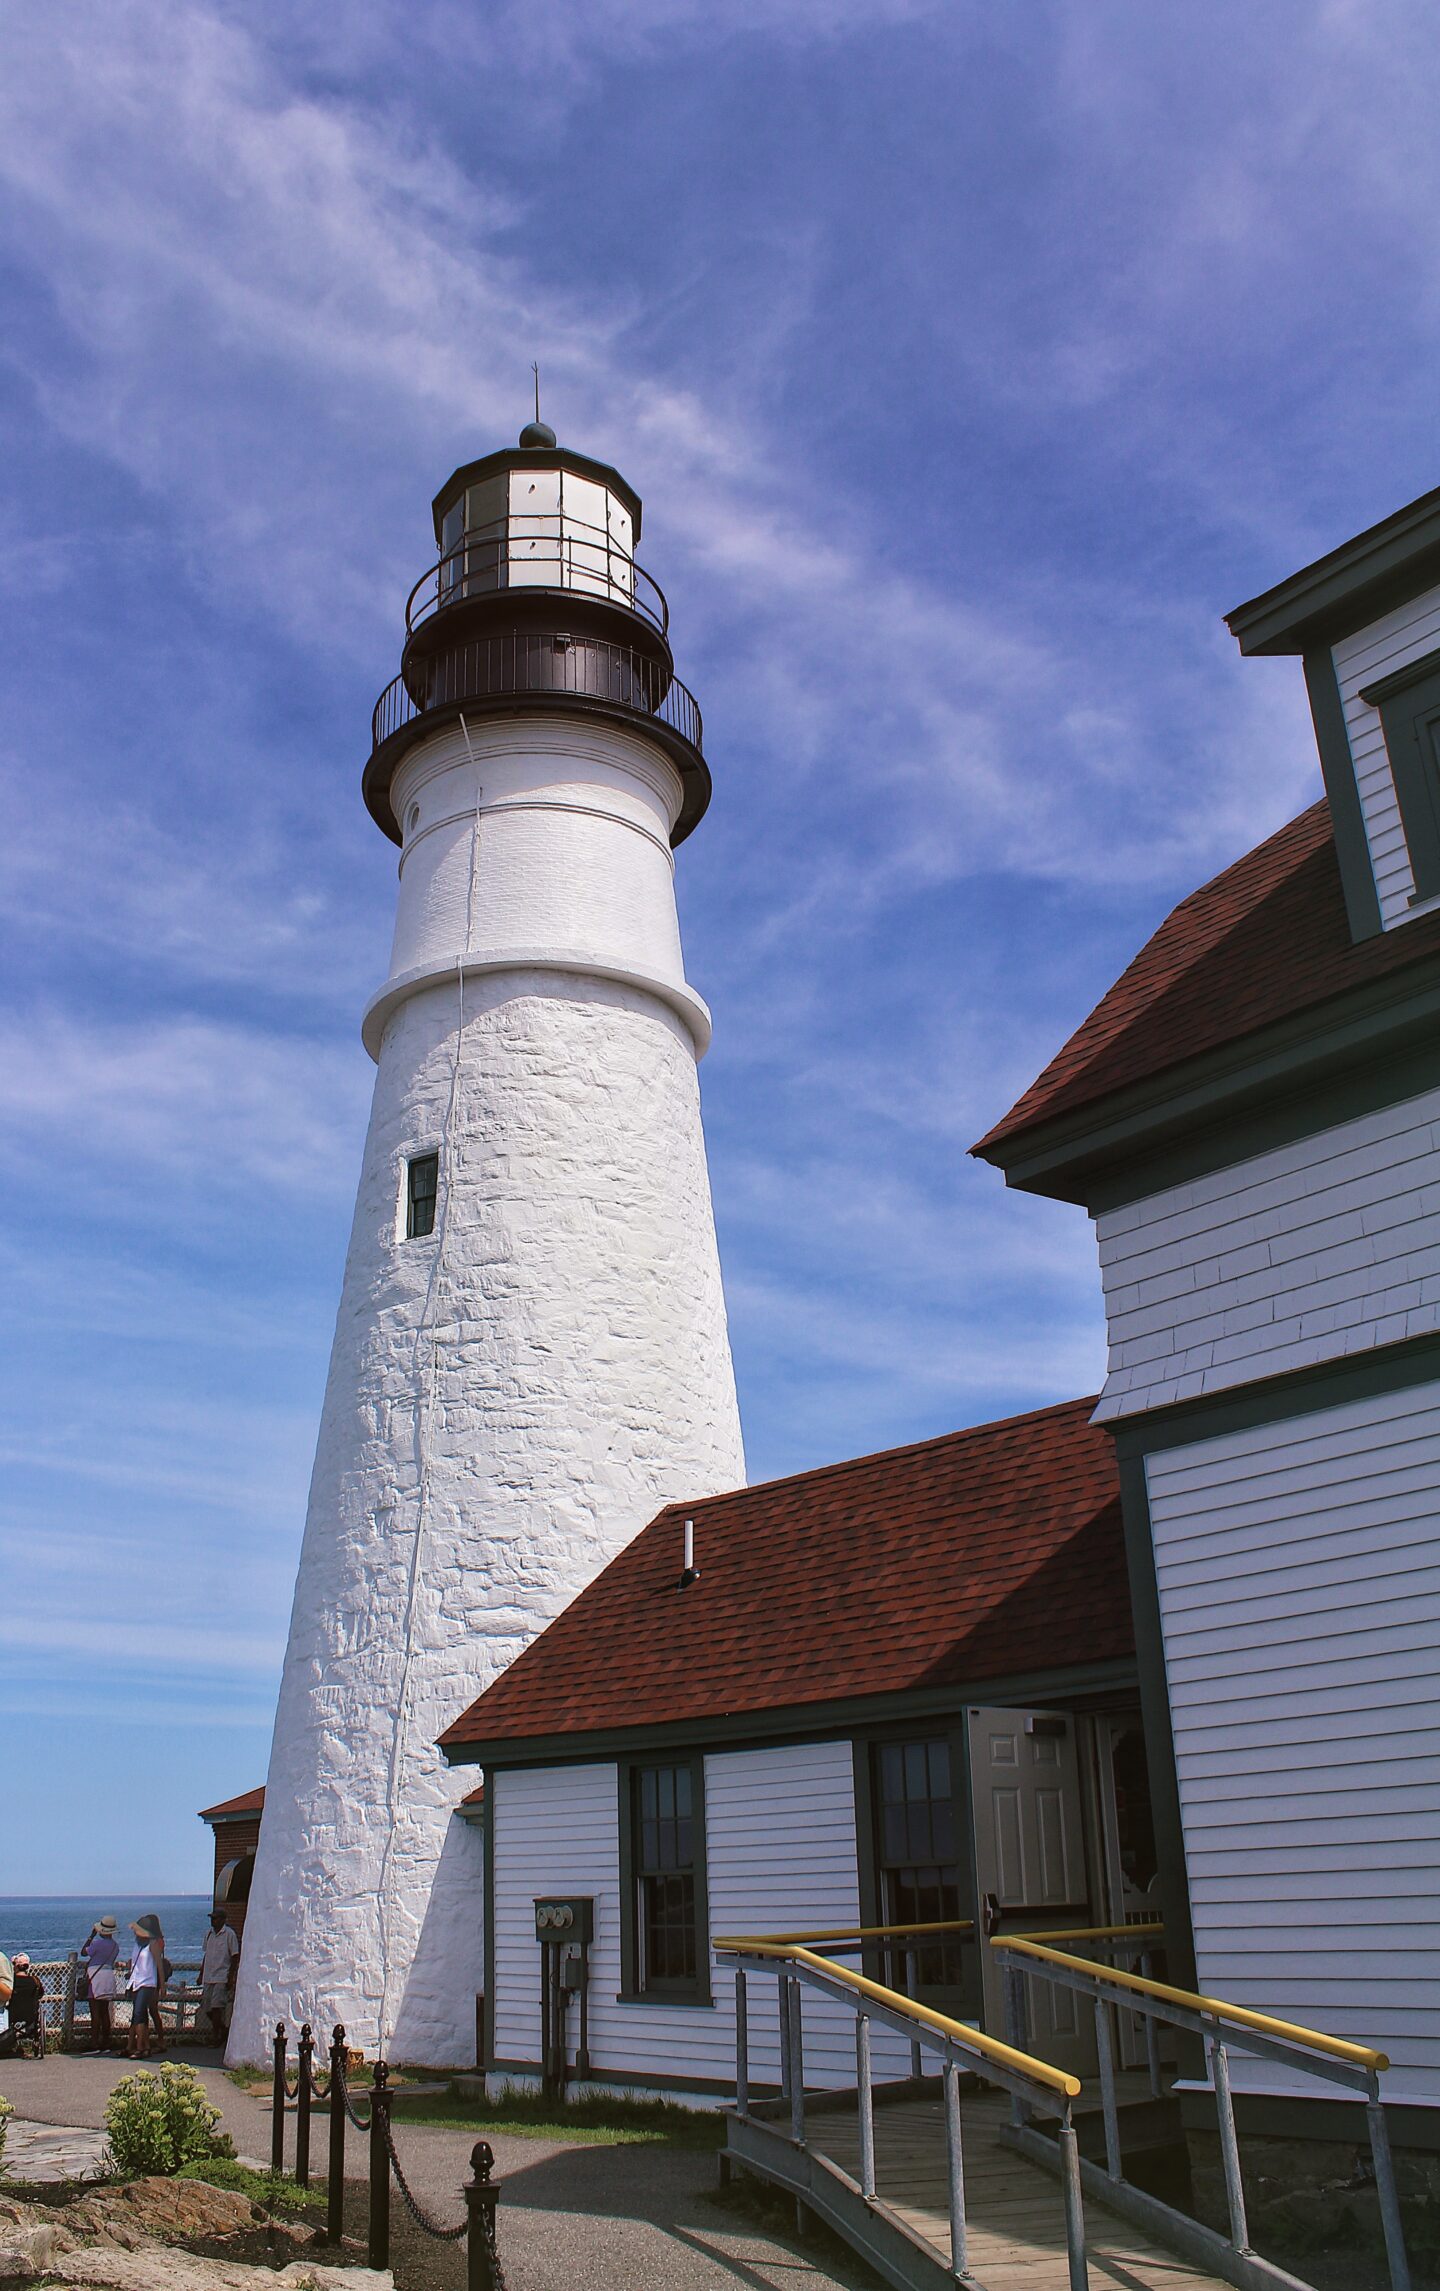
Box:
(371, 632), (704, 758)
(406, 525), (669, 639)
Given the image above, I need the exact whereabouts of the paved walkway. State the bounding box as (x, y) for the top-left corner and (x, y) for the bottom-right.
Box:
(0, 2048), (873, 2290)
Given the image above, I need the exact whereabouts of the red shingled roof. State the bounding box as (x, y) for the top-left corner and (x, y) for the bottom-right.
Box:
(975, 801), (1440, 1158)
(198, 1787), (266, 1823)
(440, 1398), (1128, 1754)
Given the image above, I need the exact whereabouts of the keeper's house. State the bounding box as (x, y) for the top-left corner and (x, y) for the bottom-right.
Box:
(974, 481), (1440, 2127)
(440, 1397), (1152, 2100)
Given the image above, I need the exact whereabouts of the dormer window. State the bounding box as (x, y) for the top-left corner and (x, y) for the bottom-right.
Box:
(1358, 646), (1440, 906)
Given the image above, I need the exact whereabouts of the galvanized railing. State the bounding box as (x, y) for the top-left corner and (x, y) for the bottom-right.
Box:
(716, 1922), (1093, 2290)
(995, 1930), (1412, 2291)
(407, 526), (669, 638)
(21, 1957), (203, 2049)
(371, 634), (703, 759)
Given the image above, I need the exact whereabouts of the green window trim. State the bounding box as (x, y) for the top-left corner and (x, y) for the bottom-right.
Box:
(1359, 646), (1440, 906)
(617, 1753), (712, 2007)
(852, 1721), (979, 2019)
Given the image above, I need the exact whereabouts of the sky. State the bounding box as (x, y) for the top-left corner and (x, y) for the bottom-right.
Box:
(3, 0), (1439, 1891)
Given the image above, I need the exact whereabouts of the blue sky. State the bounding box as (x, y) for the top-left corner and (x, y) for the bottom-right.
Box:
(3, 0), (1438, 1891)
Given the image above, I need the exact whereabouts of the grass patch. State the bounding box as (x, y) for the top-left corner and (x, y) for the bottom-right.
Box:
(387, 2082), (725, 2149)
(174, 2158), (326, 2218)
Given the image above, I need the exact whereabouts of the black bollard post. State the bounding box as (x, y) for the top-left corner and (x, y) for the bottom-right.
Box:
(466, 2141), (499, 2291)
(368, 2059), (391, 2272)
(271, 2023), (287, 2178)
(295, 2023), (313, 2188)
(326, 2025), (346, 2247)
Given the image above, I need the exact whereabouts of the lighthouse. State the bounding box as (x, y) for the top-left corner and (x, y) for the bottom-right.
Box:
(230, 425), (746, 2066)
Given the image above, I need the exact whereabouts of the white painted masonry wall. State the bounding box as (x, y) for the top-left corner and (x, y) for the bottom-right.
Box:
(1144, 1382), (1440, 2102)
(489, 1742), (916, 2097)
(232, 706), (745, 2068)
(1331, 581), (1440, 929)
(1093, 1082), (1440, 1419)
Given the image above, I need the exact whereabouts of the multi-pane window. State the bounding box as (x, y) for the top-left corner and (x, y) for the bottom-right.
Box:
(635, 1763), (698, 1989)
(876, 1737), (966, 1990)
(406, 1152), (439, 1240)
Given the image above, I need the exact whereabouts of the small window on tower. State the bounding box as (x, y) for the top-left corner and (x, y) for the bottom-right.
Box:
(405, 1152), (439, 1240)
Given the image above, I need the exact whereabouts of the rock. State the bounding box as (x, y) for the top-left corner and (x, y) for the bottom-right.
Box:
(0, 2216), (74, 2280)
(65, 2178), (262, 2251)
(277, 2270), (393, 2289)
(50, 2258), (392, 2291)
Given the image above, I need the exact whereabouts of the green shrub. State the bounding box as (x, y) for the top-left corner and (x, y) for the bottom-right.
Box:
(0, 2093), (12, 2169)
(175, 2157), (325, 2216)
(104, 2063), (235, 2177)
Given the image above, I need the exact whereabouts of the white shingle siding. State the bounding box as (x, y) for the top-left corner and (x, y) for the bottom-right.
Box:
(490, 1741), (914, 2095)
(1332, 584), (1440, 929)
(1144, 1383), (1440, 2103)
(1093, 1084), (1440, 1419)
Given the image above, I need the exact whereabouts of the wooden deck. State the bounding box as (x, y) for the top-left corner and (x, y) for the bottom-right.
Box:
(810, 2086), (1234, 2291)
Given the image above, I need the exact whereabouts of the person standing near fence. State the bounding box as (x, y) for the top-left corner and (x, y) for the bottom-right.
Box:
(126, 1917), (164, 2059)
(198, 1912), (238, 2047)
(81, 1916), (120, 2053)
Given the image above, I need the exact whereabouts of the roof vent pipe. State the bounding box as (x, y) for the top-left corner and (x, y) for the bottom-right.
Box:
(678, 1517), (699, 1590)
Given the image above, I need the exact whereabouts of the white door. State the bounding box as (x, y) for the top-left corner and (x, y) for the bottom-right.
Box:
(968, 1706), (1093, 2074)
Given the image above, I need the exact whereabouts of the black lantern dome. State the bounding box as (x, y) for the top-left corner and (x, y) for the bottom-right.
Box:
(364, 428), (709, 846)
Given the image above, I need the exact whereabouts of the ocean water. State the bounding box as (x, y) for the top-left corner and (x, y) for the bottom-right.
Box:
(0, 1896), (212, 1968)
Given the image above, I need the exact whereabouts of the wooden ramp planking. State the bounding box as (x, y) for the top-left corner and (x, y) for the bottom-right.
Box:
(811, 2088), (1233, 2291)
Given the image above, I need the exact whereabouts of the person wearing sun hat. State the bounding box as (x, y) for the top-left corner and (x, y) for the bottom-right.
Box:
(81, 1916), (120, 2052)
(126, 1915), (166, 2058)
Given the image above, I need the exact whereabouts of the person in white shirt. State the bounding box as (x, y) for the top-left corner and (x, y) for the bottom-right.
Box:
(199, 1913), (240, 2046)
(126, 1916), (164, 2058)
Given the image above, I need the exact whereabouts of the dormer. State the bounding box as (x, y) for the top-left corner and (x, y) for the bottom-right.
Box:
(1227, 486), (1440, 943)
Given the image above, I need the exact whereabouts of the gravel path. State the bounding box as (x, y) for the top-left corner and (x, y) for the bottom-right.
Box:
(0, 2049), (875, 2290)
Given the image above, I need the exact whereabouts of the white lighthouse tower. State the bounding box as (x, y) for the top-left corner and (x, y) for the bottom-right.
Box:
(231, 425), (746, 2066)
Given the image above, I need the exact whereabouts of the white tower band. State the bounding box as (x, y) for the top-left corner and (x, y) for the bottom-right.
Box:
(231, 427), (746, 2065)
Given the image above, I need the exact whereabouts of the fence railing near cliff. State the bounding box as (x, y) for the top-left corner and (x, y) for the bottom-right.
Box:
(26, 1957), (203, 2049)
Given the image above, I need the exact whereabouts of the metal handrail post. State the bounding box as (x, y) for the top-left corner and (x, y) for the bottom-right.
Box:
(1094, 1996), (1122, 2180)
(1004, 1963), (1030, 2128)
(368, 2059), (391, 2270)
(1366, 2075), (1412, 2291)
(1208, 2029), (1249, 2253)
(271, 2023), (287, 2178)
(856, 2013), (876, 2203)
(905, 1947), (922, 2079)
(1139, 1952), (1163, 2096)
(943, 2056), (967, 2279)
(295, 2024), (313, 2187)
(1058, 2103), (1090, 2291)
(734, 1970), (749, 2119)
(789, 1979), (806, 2147)
(326, 2025), (346, 2246)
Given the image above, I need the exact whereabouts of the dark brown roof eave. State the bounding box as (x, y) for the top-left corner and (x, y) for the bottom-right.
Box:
(440, 1655), (1139, 1771)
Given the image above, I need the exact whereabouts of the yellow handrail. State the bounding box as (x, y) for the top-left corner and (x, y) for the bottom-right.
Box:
(1009, 1922), (1164, 1945)
(713, 1936), (1081, 2098)
(713, 1919), (974, 1948)
(993, 1936), (1387, 2073)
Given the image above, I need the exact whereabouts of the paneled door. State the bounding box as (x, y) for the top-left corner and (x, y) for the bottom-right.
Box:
(967, 1706), (1093, 2074)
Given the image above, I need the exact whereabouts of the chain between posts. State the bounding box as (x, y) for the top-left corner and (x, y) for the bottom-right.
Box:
(272, 2022), (505, 2286)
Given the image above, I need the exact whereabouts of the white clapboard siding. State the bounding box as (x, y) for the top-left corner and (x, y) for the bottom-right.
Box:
(489, 1740), (915, 2097)
(1145, 1381), (1440, 2102)
(1332, 584), (1440, 929)
(1092, 1084), (1440, 1417)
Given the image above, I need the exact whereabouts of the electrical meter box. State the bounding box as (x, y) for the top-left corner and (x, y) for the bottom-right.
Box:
(534, 1897), (594, 1943)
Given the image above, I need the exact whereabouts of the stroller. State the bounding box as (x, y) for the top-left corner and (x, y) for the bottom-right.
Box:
(0, 1956), (46, 2058)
